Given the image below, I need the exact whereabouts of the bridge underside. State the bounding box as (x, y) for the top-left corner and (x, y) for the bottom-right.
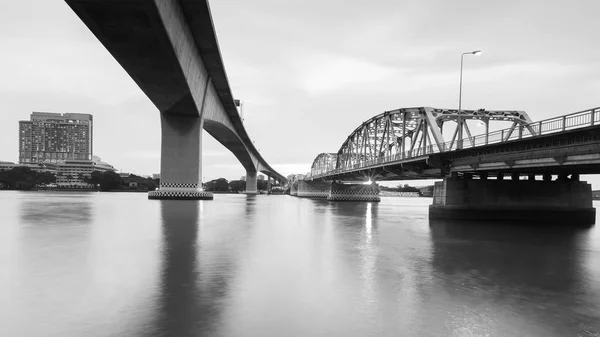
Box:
(66, 0), (285, 199)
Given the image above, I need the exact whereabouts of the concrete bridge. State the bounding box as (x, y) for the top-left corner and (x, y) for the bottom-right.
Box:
(65, 0), (286, 200)
(301, 106), (600, 224)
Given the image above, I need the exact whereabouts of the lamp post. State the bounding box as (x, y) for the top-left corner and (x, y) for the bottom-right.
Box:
(457, 50), (481, 149)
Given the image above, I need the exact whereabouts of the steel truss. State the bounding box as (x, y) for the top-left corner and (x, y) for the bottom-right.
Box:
(331, 107), (535, 173)
(310, 153), (338, 176)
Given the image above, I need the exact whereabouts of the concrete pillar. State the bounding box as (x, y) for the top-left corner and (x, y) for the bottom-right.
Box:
(245, 171), (258, 194)
(429, 177), (595, 225)
(267, 177), (272, 194)
(148, 113), (213, 200)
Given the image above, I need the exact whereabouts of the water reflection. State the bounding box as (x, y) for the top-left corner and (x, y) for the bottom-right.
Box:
(429, 220), (599, 336)
(5, 193), (94, 336)
(154, 201), (204, 336)
(19, 192), (92, 225)
(2, 193), (599, 336)
(154, 199), (244, 336)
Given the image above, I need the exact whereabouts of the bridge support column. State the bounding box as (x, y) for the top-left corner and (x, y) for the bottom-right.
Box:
(245, 171), (258, 195)
(429, 178), (595, 225)
(327, 181), (380, 202)
(298, 180), (331, 198)
(149, 113), (213, 200)
(290, 182), (299, 196)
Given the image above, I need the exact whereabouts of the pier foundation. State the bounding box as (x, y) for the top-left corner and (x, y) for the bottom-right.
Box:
(429, 178), (595, 224)
(327, 182), (380, 202)
(298, 180), (331, 198)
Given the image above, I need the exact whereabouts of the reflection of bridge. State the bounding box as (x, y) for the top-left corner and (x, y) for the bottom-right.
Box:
(65, 0), (285, 200)
(301, 106), (600, 224)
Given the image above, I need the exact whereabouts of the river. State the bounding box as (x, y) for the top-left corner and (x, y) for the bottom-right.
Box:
(1, 191), (599, 336)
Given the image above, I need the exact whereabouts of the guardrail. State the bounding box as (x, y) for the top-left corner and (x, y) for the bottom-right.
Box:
(307, 106), (600, 179)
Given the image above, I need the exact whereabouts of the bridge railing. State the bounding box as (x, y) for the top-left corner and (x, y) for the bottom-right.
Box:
(307, 106), (600, 179)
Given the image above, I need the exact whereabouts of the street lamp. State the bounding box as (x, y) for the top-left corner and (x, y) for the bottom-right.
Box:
(457, 50), (481, 149)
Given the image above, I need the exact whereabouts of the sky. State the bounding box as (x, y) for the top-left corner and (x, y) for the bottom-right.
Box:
(0, 0), (599, 186)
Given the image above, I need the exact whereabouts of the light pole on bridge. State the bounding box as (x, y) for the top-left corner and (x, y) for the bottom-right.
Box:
(457, 50), (481, 149)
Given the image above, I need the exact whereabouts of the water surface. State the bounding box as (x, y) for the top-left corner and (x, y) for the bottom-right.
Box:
(1, 191), (599, 336)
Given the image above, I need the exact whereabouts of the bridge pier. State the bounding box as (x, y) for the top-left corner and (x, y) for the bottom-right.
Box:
(298, 180), (331, 198)
(149, 114), (213, 200)
(267, 177), (272, 194)
(290, 182), (298, 196)
(245, 171), (258, 195)
(327, 181), (380, 202)
(429, 177), (595, 225)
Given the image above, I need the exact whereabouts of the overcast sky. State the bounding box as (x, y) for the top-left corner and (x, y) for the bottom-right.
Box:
(0, 0), (599, 185)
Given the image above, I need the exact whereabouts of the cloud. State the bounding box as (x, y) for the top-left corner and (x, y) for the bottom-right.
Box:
(293, 52), (397, 95)
(270, 163), (311, 176)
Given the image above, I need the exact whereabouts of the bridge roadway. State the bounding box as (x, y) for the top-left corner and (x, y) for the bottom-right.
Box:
(308, 106), (600, 181)
(65, 0), (286, 199)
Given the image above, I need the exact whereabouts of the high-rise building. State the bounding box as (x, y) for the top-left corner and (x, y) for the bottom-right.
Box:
(19, 112), (93, 164)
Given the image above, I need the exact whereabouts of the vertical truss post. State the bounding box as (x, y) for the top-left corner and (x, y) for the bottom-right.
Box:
(401, 111), (406, 159)
(485, 119), (489, 145)
(386, 115), (391, 160)
(374, 121), (378, 161)
(422, 118), (427, 155)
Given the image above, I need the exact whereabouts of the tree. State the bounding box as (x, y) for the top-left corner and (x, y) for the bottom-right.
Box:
(38, 171), (56, 185)
(0, 167), (55, 190)
(205, 178), (229, 192)
(89, 170), (122, 191)
(257, 180), (268, 191)
(228, 180), (244, 192)
(397, 184), (419, 193)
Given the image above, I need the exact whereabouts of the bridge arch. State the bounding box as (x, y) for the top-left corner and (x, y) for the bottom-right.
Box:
(309, 107), (536, 176)
(310, 153), (337, 177)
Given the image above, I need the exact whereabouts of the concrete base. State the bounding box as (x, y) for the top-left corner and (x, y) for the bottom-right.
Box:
(429, 205), (595, 224)
(327, 182), (380, 202)
(429, 178), (595, 225)
(298, 180), (331, 198)
(148, 190), (213, 200)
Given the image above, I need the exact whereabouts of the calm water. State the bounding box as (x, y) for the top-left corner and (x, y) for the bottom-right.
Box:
(1, 191), (599, 337)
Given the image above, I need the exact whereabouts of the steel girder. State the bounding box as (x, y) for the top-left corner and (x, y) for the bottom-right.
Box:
(310, 153), (338, 176)
(334, 107), (535, 172)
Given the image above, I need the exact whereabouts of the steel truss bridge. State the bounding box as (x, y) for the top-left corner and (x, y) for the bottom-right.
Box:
(308, 106), (600, 181)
